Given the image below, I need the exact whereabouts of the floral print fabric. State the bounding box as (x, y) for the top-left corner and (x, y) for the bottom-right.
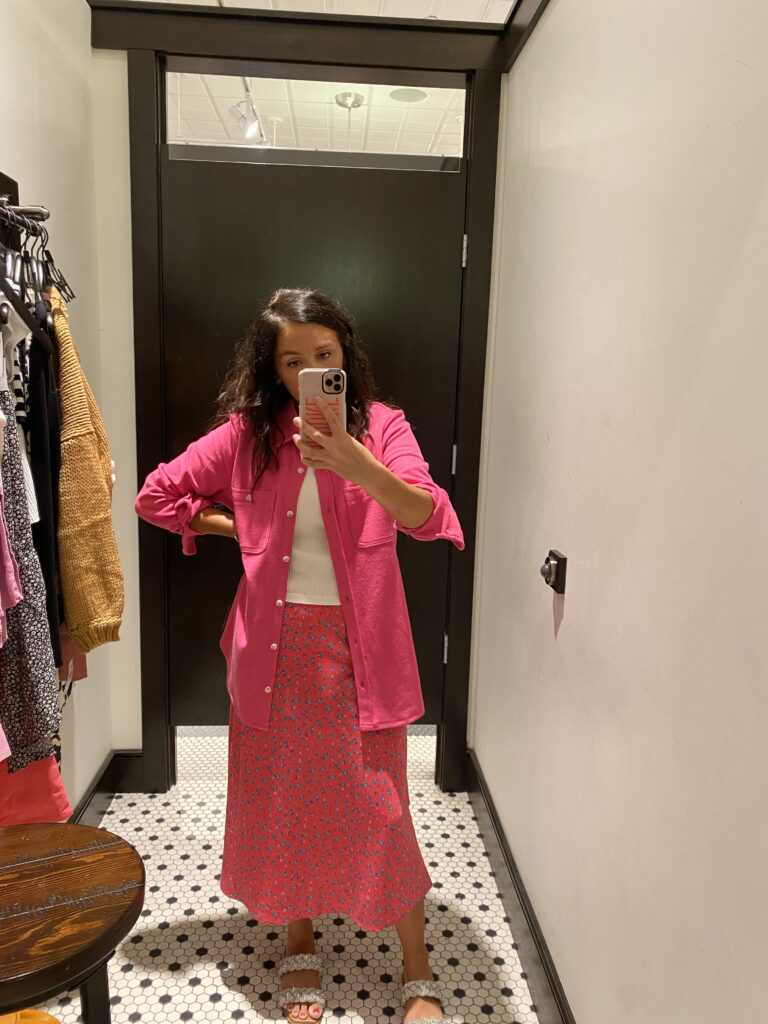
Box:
(220, 602), (432, 931)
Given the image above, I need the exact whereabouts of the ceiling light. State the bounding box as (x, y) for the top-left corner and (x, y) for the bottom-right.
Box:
(244, 106), (261, 139)
(228, 98), (267, 144)
(388, 88), (429, 103)
(334, 92), (365, 111)
(228, 76), (268, 145)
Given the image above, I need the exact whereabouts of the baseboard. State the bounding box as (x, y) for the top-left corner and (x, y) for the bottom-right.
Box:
(465, 749), (576, 1024)
(70, 749), (144, 827)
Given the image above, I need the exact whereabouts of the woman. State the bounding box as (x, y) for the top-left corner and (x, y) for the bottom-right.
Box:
(135, 288), (465, 1024)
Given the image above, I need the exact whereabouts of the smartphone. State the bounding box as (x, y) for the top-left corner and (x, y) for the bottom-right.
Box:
(298, 367), (347, 449)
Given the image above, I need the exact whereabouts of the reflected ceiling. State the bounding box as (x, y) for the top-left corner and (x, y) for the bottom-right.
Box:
(135, 0), (513, 25)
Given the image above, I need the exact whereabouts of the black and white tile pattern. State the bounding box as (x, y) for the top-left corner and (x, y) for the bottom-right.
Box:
(41, 727), (539, 1024)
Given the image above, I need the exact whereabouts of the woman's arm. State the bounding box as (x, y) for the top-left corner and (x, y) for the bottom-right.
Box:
(135, 415), (239, 554)
(353, 456), (435, 529)
(292, 398), (464, 549)
(189, 506), (238, 540)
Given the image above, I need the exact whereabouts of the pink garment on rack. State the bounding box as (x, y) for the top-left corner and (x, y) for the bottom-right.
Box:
(0, 488), (23, 646)
(0, 754), (73, 824)
(0, 409), (23, 647)
(0, 724), (9, 763)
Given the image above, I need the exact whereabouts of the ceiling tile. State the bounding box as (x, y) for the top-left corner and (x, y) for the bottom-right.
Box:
(366, 130), (398, 142)
(382, 0), (432, 17)
(188, 120), (228, 137)
(403, 108), (444, 125)
(296, 118), (331, 131)
(293, 101), (331, 119)
(368, 116), (404, 129)
(247, 78), (289, 101)
(332, 0), (380, 14)
(436, 0), (487, 21)
(273, 0), (325, 9)
(290, 80), (332, 102)
(176, 97), (220, 120)
(167, 72), (206, 97)
(487, 0), (514, 23)
(400, 131), (434, 143)
(203, 76), (249, 100)
(248, 99), (292, 118)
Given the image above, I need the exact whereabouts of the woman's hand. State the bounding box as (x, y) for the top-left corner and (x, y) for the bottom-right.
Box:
(190, 506), (238, 540)
(293, 397), (434, 528)
(292, 395), (377, 485)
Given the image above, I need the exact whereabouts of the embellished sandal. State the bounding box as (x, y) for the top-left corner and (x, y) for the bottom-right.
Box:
(277, 951), (328, 1023)
(400, 970), (448, 1024)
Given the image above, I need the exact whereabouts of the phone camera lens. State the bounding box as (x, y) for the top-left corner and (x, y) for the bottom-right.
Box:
(333, 374), (341, 383)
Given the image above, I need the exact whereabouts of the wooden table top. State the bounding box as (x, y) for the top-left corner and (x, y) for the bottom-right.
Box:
(0, 823), (145, 1010)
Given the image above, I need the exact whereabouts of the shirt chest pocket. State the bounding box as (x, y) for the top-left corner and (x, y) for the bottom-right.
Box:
(231, 488), (276, 554)
(343, 484), (396, 547)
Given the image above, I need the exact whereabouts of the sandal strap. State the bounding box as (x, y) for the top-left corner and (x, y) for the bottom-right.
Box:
(402, 979), (445, 1005)
(278, 953), (323, 975)
(277, 987), (327, 1009)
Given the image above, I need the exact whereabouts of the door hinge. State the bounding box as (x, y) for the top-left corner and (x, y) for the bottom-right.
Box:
(443, 633), (449, 665)
(461, 234), (468, 268)
(451, 444), (457, 475)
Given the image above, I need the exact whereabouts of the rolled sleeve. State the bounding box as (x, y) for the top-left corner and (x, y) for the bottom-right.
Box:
(380, 408), (465, 550)
(177, 494), (215, 556)
(134, 416), (239, 554)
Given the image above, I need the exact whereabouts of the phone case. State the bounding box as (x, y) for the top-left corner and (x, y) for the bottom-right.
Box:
(298, 367), (347, 449)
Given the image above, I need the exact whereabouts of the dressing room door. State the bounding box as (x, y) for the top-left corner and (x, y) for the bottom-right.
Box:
(159, 68), (468, 729)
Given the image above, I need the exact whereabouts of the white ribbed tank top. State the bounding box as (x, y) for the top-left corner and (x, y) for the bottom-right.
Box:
(285, 467), (341, 605)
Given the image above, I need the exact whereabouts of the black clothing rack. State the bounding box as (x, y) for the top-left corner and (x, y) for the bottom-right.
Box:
(0, 171), (56, 354)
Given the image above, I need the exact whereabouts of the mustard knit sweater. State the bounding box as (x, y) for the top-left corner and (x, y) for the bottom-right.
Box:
(49, 287), (124, 652)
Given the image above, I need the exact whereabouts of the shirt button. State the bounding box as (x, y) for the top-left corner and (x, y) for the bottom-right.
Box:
(282, 555), (290, 563)
(245, 494), (252, 502)
(270, 643), (278, 651)
(298, 467), (305, 474)
(287, 510), (294, 517)
(265, 686), (272, 693)
(276, 599), (283, 607)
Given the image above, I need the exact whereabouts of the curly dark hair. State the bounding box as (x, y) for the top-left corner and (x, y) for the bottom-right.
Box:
(214, 287), (380, 486)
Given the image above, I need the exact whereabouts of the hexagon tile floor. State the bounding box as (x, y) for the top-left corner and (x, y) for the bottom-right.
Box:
(41, 727), (539, 1024)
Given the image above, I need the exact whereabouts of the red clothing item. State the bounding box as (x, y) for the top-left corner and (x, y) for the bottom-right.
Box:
(135, 400), (464, 731)
(0, 754), (73, 825)
(220, 602), (432, 930)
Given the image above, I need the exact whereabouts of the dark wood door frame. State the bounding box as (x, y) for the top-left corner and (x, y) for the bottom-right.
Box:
(92, 0), (551, 794)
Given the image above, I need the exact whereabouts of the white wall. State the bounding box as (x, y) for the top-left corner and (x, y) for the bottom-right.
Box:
(1, 1), (140, 806)
(91, 49), (142, 754)
(470, 1), (768, 1022)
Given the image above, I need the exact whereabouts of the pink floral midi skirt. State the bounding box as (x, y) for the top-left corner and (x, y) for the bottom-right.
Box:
(219, 602), (432, 931)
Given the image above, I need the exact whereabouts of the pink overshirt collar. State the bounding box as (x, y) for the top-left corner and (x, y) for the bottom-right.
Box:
(271, 397), (300, 449)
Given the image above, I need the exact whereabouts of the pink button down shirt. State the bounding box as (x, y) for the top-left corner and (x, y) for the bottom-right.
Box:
(134, 399), (465, 731)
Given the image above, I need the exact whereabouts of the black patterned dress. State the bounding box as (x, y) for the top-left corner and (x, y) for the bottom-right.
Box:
(0, 386), (60, 773)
